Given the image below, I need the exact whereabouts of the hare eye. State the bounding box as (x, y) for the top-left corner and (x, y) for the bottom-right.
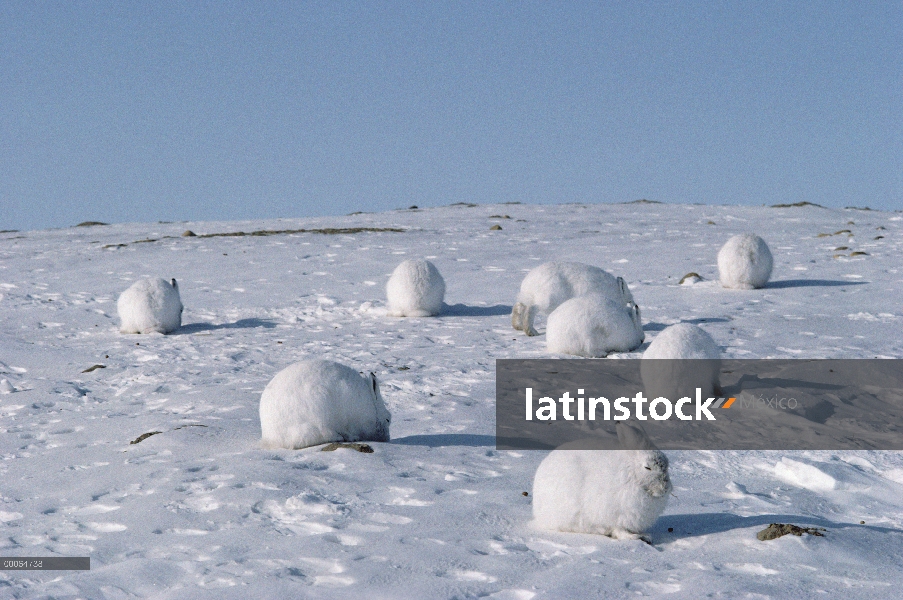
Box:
(644, 466), (652, 470)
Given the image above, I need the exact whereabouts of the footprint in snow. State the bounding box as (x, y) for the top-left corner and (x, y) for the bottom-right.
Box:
(296, 557), (355, 587)
(84, 521), (128, 533)
(253, 492), (347, 536)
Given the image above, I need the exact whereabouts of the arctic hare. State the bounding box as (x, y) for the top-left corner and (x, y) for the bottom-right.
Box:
(532, 423), (672, 542)
(718, 234), (773, 289)
(641, 323), (721, 400)
(259, 360), (391, 450)
(117, 278), (183, 334)
(512, 262), (635, 336)
(386, 259), (446, 317)
(545, 294), (644, 357)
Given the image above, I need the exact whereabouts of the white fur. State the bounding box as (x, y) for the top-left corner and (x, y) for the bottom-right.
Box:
(641, 324), (721, 400)
(532, 423), (672, 541)
(545, 294), (644, 357)
(117, 278), (183, 334)
(259, 360), (391, 450)
(512, 262), (635, 336)
(386, 259), (445, 317)
(718, 234), (773, 289)
(643, 324), (720, 360)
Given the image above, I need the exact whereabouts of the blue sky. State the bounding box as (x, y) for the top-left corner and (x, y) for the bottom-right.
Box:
(2, 1), (900, 231)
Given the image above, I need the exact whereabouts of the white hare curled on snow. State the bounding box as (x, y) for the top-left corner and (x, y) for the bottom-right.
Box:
(386, 259), (446, 317)
(532, 423), (672, 542)
(641, 323), (721, 401)
(117, 277), (183, 334)
(545, 294), (644, 357)
(512, 262), (635, 336)
(259, 360), (391, 450)
(717, 234), (773, 289)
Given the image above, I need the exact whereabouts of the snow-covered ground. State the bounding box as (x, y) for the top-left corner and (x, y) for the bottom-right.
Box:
(1, 201), (902, 598)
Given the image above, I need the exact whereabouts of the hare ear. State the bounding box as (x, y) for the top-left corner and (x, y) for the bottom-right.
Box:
(632, 302), (642, 323)
(618, 276), (627, 297)
(369, 372), (378, 395)
(616, 422), (656, 450)
(171, 278), (178, 290)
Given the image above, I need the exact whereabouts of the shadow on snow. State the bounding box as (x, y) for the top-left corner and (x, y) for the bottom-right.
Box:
(175, 318), (278, 334)
(441, 303), (513, 317)
(392, 434), (497, 447)
(644, 317), (731, 332)
(650, 512), (903, 542)
(766, 279), (868, 289)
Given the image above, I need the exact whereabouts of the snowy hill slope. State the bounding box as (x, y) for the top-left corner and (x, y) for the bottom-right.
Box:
(1, 202), (902, 598)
